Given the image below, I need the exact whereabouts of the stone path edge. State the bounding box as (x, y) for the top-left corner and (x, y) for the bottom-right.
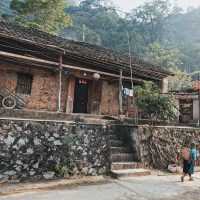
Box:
(0, 176), (111, 196)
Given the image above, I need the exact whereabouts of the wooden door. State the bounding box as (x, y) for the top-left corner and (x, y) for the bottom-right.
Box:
(66, 77), (75, 113)
(90, 81), (102, 115)
(73, 78), (89, 113)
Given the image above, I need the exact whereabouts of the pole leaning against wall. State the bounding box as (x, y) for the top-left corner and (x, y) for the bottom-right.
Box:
(58, 55), (63, 112)
(192, 76), (200, 126)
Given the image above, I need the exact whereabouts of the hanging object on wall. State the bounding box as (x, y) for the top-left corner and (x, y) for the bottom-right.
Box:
(64, 71), (68, 75)
(92, 73), (100, 80)
(2, 96), (17, 109)
(79, 79), (87, 84)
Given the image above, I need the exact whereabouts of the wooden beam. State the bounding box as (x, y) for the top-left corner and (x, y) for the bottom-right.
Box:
(0, 51), (144, 82)
(58, 55), (63, 112)
(119, 69), (123, 115)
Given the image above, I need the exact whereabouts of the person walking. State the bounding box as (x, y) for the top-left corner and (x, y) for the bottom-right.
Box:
(181, 142), (197, 182)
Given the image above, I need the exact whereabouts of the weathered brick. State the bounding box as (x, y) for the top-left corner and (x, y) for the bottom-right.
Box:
(0, 62), (67, 112)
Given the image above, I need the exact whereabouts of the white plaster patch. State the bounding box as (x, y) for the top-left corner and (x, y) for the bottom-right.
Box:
(17, 138), (27, 146)
(16, 160), (23, 165)
(33, 162), (39, 169)
(34, 138), (41, 145)
(12, 144), (20, 150)
(45, 132), (50, 138)
(84, 136), (89, 144)
(30, 171), (36, 176)
(27, 148), (34, 154)
(23, 130), (30, 135)
(54, 140), (62, 146)
(48, 155), (54, 161)
(48, 137), (54, 142)
(4, 170), (16, 175)
(53, 133), (59, 138)
(15, 166), (21, 172)
(16, 126), (22, 131)
(23, 164), (28, 169)
(77, 146), (83, 151)
(4, 135), (15, 145)
(43, 171), (55, 179)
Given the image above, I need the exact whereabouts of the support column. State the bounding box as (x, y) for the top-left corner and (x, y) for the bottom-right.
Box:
(198, 75), (200, 126)
(198, 89), (200, 126)
(58, 55), (63, 112)
(119, 69), (123, 115)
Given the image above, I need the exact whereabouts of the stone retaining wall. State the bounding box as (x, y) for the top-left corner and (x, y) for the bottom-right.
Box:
(139, 126), (200, 168)
(0, 120), (112, 182)
(114, 125), (200, 169)
(1, 119), (200, 182)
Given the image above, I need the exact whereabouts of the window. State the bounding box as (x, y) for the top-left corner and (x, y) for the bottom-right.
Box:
(16, 73), (33, 94)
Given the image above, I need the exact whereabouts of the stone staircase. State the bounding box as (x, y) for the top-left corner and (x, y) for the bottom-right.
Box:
(109, 134), (151, 179)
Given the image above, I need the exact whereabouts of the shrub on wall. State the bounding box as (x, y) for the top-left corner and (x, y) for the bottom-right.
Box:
(134, 81), (179, 125)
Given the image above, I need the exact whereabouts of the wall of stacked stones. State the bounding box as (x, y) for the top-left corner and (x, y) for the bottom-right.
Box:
(1, 119), (200, 182)
(114, 125), (200, 170)
(0, 120), (112, 182)
(138, 126), (200, 169)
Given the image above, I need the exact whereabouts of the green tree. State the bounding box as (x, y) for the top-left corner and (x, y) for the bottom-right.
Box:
(167, 68), (192, 92)
(0, 0), (12, 20)
(134, 81), (178, 125)
(64, 1), (146, 56)
(144, 43), (182, 69)
(144, 44), (192, 92)
(3, 0), (72, 35)
(63, 1), (120, 47)
(133, 0), (171, 43)
(178, 43), (200, 73)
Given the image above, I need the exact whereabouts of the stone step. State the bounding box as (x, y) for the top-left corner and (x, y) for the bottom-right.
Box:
(83, 118), (114, 125)
(111, 147), (130, 154)
(110, 140), (124, 147)
(111, 162), (144, 170)
(110, 169), (151, 179)
(0, 109), (109, 121)
(111, 153), (133, 162)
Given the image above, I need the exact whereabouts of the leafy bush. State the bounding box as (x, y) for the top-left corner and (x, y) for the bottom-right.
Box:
(134, 81), (179, 125)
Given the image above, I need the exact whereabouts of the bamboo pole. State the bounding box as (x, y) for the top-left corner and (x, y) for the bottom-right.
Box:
(58, 55), (63, 112)
(198, 75), (200, 126)
(119, 69), (123, 115)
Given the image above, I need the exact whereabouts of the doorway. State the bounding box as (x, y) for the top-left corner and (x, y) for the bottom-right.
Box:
(179, 99), (193, 124)
(73, 78), (89, 113)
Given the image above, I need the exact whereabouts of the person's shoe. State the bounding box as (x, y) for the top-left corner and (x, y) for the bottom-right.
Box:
(181, 177), (184, 182)
(189, 178), (194, 181)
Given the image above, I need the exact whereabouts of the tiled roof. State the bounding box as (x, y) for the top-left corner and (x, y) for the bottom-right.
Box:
(0, 22), (173, 79)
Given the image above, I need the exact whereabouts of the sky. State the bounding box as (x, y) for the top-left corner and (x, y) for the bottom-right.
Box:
(113, 0), (200, 12)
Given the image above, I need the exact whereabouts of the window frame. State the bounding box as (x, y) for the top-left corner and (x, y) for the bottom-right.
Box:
(16, 72), (33, 95)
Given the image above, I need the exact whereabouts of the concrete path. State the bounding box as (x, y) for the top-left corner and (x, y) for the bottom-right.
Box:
(0, 176), (109, 196)
(1, 174), (200, 200)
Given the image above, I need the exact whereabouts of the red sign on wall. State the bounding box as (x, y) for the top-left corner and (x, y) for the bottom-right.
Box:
(193, 81), (200, 90)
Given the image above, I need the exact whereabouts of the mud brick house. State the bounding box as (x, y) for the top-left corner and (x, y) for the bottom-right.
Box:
(0, 22), (172, 117)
